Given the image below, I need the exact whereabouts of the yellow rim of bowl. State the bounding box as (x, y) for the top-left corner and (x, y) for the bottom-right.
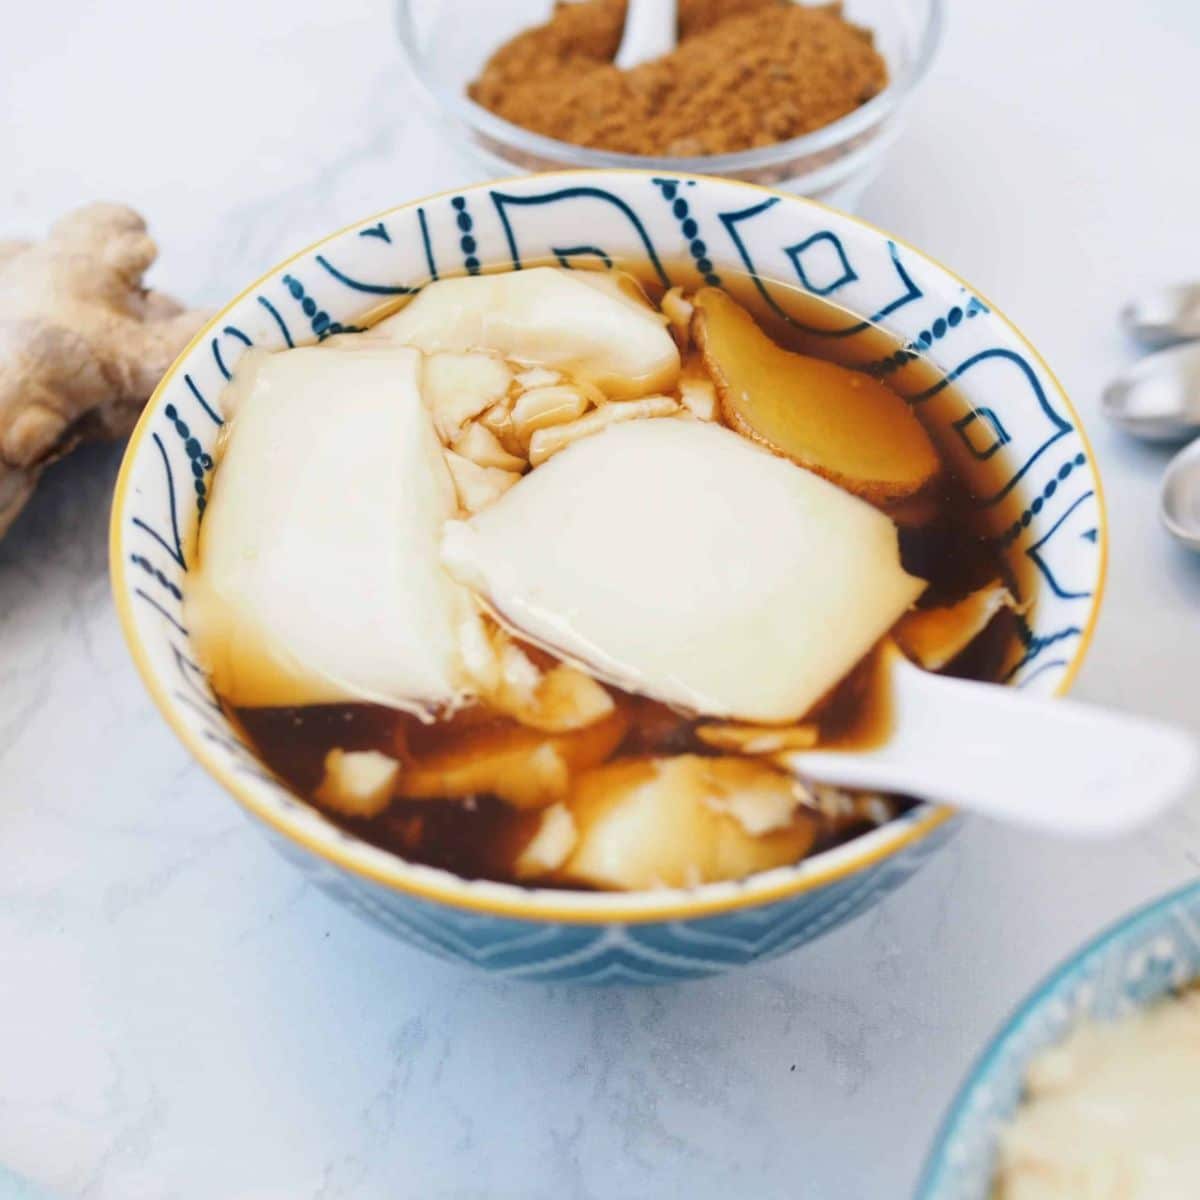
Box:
(109, 170), (1109, 925)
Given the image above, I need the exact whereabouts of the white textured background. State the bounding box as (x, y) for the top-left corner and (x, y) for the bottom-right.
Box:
(2, 2), (1199, 1197)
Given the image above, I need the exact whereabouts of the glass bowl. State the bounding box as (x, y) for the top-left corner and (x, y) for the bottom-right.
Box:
(396, 0), (944, 211)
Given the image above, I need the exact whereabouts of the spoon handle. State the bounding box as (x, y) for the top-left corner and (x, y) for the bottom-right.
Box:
(787, 646), (1198, 836)
(614, 0), (678, 70)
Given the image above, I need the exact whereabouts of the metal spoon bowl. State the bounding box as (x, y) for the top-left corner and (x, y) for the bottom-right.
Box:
(1102, 340), (1200, 443)
(1121, 283), (1200, 349)
(1162, 438), (1200, 552)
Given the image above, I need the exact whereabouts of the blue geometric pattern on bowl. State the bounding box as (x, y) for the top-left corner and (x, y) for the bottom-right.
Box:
(266, 816), (956, 983)
(917, 880), (1200, 1199)
(110, 172), (1105, 982)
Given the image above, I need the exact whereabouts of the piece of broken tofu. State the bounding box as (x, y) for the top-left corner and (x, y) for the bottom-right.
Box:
(513, 803), (578, 880)
(422, 350), (512, 444)
(559, 756), (817, 890)
(894, 581), (1022, 671)
(186, 345), (477, 713)
(693, 287), (940, 504)
(442, 418), (927, 724)
(366, 267), (680, 399)
(315, 749), (401, 819)
(677, 356), (717, 421)
(695, 722), (820, 755)
(457, 618), (616, 734)
(526, 394), (678, 466)
(443, 450), (521, 515)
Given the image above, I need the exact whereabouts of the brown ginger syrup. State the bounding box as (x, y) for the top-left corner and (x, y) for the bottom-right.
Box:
(221, 265), (1028, 886)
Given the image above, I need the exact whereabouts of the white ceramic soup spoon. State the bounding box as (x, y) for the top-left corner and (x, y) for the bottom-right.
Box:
(786, 642), (1198, 837)
(614, 0), (678, 69)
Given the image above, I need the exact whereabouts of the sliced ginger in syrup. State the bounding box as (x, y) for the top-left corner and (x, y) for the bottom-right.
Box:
(692, 287), (940, 504)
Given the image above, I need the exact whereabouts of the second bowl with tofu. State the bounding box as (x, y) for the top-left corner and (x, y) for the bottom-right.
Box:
(111, 172), (1105, 982)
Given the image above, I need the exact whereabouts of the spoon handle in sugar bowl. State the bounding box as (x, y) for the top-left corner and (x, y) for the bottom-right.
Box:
(785, 642), (1199, 837)
(614, 0), (678, 70)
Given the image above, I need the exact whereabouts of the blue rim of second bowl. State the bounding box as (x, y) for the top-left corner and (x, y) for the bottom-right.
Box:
(916, 877), (1200, 1198)
(395, 0), (946, 176)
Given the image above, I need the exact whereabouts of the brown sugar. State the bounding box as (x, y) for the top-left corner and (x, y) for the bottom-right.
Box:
(468, 1), (889, 157)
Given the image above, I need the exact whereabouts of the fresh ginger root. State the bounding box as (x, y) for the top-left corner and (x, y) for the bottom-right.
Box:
(0, 203), (208, 538)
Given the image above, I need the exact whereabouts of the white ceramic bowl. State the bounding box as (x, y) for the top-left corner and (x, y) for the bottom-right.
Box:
(110, 172), (1106, 983)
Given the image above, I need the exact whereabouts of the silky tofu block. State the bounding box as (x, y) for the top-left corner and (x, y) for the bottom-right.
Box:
(187, 345), (473, 713)
(442, 419), (927, 724)
(368, 268), (679, 399)
(560, 756), (816, 890)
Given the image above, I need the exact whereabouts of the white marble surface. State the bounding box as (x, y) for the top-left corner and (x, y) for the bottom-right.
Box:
(3, 2), (1200, 1197)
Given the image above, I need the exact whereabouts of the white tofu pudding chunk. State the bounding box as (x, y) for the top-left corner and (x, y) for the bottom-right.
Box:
(441, 418), (926, 725)
(366, 267), (680, 399)
(182, 271), (1023, 894)
(186, 345), (475, 715)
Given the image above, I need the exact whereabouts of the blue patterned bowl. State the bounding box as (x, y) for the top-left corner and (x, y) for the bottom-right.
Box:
(109, 172), (1106, 983)
(918, 880), (1200, 1199)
